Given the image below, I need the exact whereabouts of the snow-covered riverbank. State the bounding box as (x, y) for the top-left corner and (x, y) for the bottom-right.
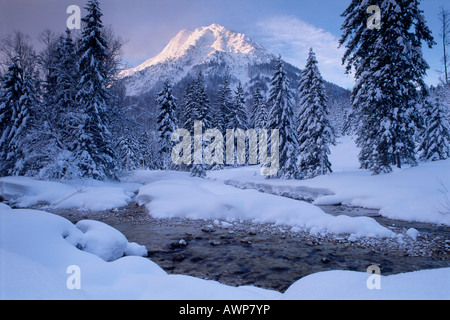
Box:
(1, 204), (449, 300)
(1, 137), (450, 299)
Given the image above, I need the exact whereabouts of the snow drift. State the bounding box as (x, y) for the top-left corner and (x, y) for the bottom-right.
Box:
(0, 176), (138, 211)
(1, 206), (448, 300)
(133, 172), (395, 239)
(0, 206), (279, 300)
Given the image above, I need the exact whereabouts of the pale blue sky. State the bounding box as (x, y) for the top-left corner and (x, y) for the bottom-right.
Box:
(0, 0), (448, 88)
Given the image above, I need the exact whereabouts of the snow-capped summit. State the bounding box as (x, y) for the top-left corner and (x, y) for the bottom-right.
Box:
(187, 23), (268, 56)
(119, 24), (275, 96)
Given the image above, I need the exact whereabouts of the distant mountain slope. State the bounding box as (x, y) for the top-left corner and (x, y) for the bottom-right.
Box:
(119, 24), (276, 96)
(119, 24), (350, 132)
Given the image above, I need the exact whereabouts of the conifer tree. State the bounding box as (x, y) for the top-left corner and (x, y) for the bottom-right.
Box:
(251, 88), (269, 166)
(54, 30), (79, 149)
(341, 108), (354, 136)
(0, 59), (21, 175)
(156, 81), (178, 170)
(195, 72), (212, 131)
(297, 48), (335, 179)
(182, 73), (211, 178)
(226, 81), (250, 167)
(12, 70), (38, 175)
(0, 58), (39, 176)
(0, 58), (23, 175)
(340, 0), (435, 174)
(75, 0), (117, 180)
(418, 92), (450, 161)
(232, 81), (249, 130)
(210, 79), (233, 170)
(252, 88), (268, 129)
(182, 73), (211, 131)
(38, 30), (85, 179)
(182, 81), (197, 132)
(267, 55), (299, 179)
(215, 78), (233, 132)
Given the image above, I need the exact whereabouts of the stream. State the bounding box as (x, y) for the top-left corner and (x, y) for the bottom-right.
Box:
(58, 202), (450, 293)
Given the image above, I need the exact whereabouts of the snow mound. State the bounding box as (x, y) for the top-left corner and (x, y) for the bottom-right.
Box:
(125, 242), (149, 257)
(75, 220), (147, 262)
(0, 176), (136, 211)
(135, 173), (394, 238)
(406, 228), (420, 241)
(282, 269), (450, 300)
(0, 248), (89, 300)
(0, 208), (280, 300)
(0, 203), (11, 211)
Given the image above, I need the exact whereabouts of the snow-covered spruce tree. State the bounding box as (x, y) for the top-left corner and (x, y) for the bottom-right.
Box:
(182, 73), (211, 178)
(195, 72), (213, 131)
(0, 59), (22, 175)
(40, 32), (60, 128)
(181, 81), (201, 175)
(297, 48), (335, 179)
(75, 0), (117, 180)
(267, 55), (299, 179)
(38, 30), (85, 179)
(340, 0), (435, 174)
(12, 70), (40, 176)
(192, 73), (210, 178)
(251, 88), (269, 129)
(0, 57), (41, 176)
(115, 132), (140, 172)
(418, 92), (450, 161)
(227, 81), (250, 167)
(182, 81), (196, 132)
(232, 81), (249, 130)
(341, 108), (355, 136)
(182, 73), (212, 132)
(54, 30), (79, 151)
(107, 79), (137, 173)
(214, 78), (233, 133)
(209, 79), (233, 171)
(251, 88), (269, 165)
(55, 30), (78, 121)
(156, 81), (178, 170)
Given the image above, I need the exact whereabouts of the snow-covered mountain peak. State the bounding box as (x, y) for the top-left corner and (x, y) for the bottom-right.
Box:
(192, 24), (261, 54)
(119, 24), (273, 80)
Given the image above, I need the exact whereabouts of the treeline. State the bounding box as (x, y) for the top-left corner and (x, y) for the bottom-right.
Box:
(0, 0), (342, 181)
(1, 0), (449, 181)
(155, 50), (337, 179)
(0, 0), (131, 180)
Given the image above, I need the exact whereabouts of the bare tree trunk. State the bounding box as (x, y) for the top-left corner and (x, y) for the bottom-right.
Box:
(444, 27), (448, 85)
(439, 7), (450, 85)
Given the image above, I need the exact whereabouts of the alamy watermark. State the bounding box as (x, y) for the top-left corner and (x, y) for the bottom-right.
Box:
(66, 265), (81, 290)
(367, 5), (381, 30)
(171, 121), (280, 176)
(366, 265), (381, 290)
(66, 5), (81, 30)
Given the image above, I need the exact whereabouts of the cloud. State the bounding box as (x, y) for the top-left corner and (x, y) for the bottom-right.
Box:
(255, 15), (354, 88)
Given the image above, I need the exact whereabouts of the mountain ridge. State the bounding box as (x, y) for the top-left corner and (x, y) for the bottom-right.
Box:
(120, 24), (281, 96)
(119, 24), (350, 133)
(121, 24), (274, 78)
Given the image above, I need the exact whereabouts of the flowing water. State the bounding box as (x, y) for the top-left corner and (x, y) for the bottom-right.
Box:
(57, 202), (450, 293)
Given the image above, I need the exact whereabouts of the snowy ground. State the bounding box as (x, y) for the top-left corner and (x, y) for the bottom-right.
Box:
(1, 204), (449, 300)
(1, 136), (449, 299)
(210, 136), (450, 226)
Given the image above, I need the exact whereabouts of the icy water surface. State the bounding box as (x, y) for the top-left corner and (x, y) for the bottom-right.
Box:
(82, 203), (450, 293)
